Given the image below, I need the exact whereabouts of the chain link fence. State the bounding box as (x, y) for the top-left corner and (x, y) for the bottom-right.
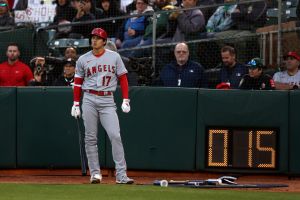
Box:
(1, 0), (299, 88)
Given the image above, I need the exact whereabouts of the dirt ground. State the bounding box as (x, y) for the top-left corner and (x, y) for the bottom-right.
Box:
(0, 169), (300, 193)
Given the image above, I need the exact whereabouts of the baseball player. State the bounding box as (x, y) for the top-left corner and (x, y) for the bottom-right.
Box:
(71, 28), (134, 184)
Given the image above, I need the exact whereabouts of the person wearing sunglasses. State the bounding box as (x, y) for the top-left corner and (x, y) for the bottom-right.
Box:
(239, 58), (275, 90)
(0, 0), (14, 26)
(273, 51), (300, 90)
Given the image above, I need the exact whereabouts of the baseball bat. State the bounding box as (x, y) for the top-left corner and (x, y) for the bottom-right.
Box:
(153, 180), (206, 186)
(76, 118), (87, 176)
(154, 176), (237, 186)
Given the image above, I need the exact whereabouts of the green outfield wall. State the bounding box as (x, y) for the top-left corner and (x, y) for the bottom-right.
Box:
(289, 90), (300, 174)
(0, 88), (17, 168)
(0, 87), (299, 175)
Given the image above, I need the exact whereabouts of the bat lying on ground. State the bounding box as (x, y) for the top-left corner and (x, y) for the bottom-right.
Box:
(153, 176), (237, 187)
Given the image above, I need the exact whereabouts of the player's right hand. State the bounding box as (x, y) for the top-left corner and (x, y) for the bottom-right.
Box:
(71, 101), (81, 118)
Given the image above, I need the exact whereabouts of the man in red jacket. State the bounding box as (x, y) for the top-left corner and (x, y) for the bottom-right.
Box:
(0, 43), (33, 86)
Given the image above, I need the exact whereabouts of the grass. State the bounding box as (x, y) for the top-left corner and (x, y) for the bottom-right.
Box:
(0, 184), (299, 200)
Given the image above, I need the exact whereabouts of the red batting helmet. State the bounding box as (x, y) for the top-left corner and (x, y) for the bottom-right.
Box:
(91, 28), (108, 40)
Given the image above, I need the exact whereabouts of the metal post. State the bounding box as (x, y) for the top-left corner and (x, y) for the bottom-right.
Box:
(261, 33), (267, 66)
(152, 12), (157, 73)
(277, 0), (282, 67)
(270, 32), (273, 65)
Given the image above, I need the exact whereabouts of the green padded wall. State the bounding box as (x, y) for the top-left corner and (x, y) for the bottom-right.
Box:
(289, 90), (300, 175)
(0, 88), (17, 168)
(105, 87), (198, 171)
(196, 90), (289, 173)
(17, 87), (106, 168)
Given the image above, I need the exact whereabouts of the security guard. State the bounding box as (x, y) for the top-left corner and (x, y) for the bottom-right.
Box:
(239, 58), (275, 90)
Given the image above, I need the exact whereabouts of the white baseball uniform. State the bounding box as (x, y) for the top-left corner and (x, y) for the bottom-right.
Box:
(75, 49), (128, 178)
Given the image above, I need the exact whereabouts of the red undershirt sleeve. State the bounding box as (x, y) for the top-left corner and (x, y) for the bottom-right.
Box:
(118, 74), (129, 99)
(73, 77), (84, 103)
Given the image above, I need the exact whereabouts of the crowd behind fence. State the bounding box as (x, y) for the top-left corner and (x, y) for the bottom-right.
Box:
(0, 0), (300, 89)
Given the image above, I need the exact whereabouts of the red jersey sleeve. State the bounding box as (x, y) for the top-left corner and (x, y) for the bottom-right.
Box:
(73, 77), (84, 102)
(118, 74), (129, 99)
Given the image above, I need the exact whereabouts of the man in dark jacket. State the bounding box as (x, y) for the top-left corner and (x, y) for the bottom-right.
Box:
(239, 57), (275, 90)
(158, 42), (204, 87)
(217, 45), (248, 89)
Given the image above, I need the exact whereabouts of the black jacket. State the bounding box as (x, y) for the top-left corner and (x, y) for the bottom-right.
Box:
(53, 2), (77, 24)
(96, 0), (125, 38)
(52, 76), (74, 86)
(239, 73), (275, 90)
(71, 13), (95, 38)
(0, 12), (15, 26)
(231, 0), (267, 30)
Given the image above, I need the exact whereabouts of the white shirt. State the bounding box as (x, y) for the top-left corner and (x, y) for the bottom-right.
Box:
(273, 70), (300, 86)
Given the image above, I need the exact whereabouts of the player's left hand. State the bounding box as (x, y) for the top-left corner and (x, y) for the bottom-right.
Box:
(121, 99), (130, 113)
(71, 101), (81, 118)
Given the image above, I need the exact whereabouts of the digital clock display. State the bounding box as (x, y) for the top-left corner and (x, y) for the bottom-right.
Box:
(206, 128), (277, 169)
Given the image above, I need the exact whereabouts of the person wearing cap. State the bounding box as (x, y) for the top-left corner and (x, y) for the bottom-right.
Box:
(273, 51), (300, 90)
(52, 58), (76, 86)
(239, 58), (275, 90)
(0, 0), (15, 26)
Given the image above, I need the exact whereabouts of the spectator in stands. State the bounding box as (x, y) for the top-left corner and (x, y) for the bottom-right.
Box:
(198, 0), (219, 22)
(115, 0), (153, 49)
(13, 0), (27, 10)
(96, 0), (125, 39)
(52, 0), (77, 39)
(69, 0), (95, 38)
(231, 0), (267, 31)
(216, 45), (247, 89)
(122, 0), (136, 14)
(52, 58), (76, 86)
(0, 0), (14, 26)
(48, 46), (78, 78)
(171, 0), (205, 42)
(29, 56), (55, 86)
(206, 0), (237, 34)
(273, 51), (300, 90)
(158, 42), (204, 87)
(129, 0), (173, 57)
(0, 43), (33, 86)
(239, 57), (275, 90)
(64, 46), (78, 60)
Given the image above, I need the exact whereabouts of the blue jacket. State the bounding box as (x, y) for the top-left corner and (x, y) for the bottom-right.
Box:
(159, 60), (204, 88)
(220, 63), (248, 89)
(206, 4), (237, 32)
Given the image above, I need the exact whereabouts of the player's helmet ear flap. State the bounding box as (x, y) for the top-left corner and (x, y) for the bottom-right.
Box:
(91, 28), (108, 40)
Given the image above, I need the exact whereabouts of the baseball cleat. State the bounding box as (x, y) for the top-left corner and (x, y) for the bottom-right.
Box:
(116, 175), (134, 184)
(90, 174), (102, 184)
